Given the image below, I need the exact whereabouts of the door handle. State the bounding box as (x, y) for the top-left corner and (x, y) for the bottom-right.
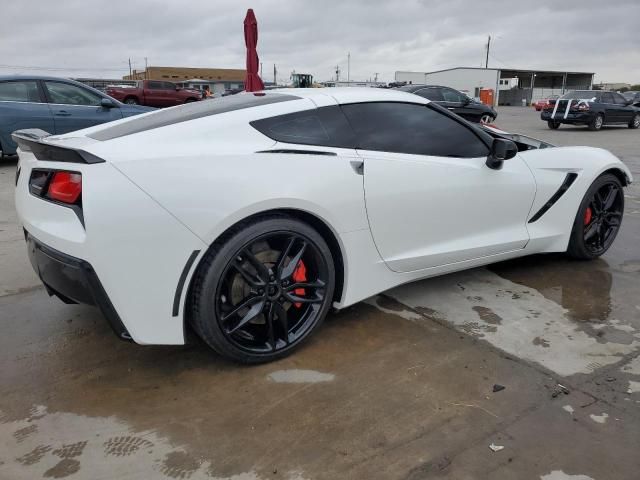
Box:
(55, 111), (71, 116)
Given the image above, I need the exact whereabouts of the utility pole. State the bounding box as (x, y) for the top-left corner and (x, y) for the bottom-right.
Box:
(347, 52), (350, 83)
(273, 64), (276, 85)
(128, 58), (132, 77)
(144, 57), (148, 79)
(485, 35), (491, 69)
(374, 72), (379, 83)
(335, 65), (340, 82)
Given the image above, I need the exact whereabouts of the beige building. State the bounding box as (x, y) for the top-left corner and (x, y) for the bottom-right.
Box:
(124, 66), (246, 94)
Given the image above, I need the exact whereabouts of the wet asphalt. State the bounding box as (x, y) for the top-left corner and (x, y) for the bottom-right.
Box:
(1, 107), (639, 480)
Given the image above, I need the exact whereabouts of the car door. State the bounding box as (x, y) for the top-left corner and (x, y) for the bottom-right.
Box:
(44, 81), (123, 134)
(612, 92), (634, 123)
(342, 101), (536, 272)
(0, 80), (54, 155)
(143, 81), (165, 107)
(440, 87), (480, 122)
(599, 92), (618, 123)
(162, 82), (182, 106)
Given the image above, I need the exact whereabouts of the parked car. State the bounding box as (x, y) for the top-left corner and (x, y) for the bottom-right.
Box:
(14, 88), (631, 363)
(105, 80), (202, 107)
(532, 95), (559, 111)
(0, 75), (153, 157)
(541, 90), (640, 131)
(396, 84), (497, 123)
(622, 91), (640, 106)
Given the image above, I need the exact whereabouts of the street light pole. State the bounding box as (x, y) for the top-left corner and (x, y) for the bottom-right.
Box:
(485, 35), (491, 68)
(347, 52), (350, 83)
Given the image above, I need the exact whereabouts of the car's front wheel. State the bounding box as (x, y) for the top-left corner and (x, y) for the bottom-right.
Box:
(190, 215), (335, 363)
(566, 173), (624, 260)
(629, 114), (640, 129)
(547, 120), (560, 129)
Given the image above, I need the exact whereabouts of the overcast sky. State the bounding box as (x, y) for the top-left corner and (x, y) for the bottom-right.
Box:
(1, 0), (639, 85)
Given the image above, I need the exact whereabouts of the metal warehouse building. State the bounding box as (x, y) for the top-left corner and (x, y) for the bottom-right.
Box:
(395, 67), (594, 106)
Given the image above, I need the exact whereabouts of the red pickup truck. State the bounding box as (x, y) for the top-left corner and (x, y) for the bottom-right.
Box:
(106, 80), (202, 107)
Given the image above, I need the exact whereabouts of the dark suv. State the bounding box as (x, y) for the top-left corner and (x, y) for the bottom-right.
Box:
(396, 85), (497, 123)
(541, 90), (640, 131)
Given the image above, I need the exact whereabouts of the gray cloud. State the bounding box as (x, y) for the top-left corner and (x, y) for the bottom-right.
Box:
(1, 0), (638, 84)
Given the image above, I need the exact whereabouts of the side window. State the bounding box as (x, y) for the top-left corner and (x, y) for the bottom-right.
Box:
(613, 93), (628, 105)
(250, 105), (356, 148)
(162, 82), (176, 90)
(45, 82), (102, 106)
(600, 92), (614, 104)
(147, 81), (163, 89)
(442, 88), (464, 103)
(0, 81), (41, 103)
(341, 102), (490, 158)
(415, 88), (444, 101)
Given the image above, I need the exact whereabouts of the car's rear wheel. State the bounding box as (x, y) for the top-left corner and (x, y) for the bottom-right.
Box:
(566, 174), (624, 260)
(190, 216), (335, 363)
(588, 114), (604, 131)
(124, 97), (138, 105)
(629, 114), (640, 129)
(547, 120), (560, 129)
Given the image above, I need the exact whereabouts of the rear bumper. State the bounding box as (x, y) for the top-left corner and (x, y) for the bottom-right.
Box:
(541, 110), (595, 124)
(26, 231), (132, 341)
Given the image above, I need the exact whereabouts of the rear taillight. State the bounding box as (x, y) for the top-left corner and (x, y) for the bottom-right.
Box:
(29, 169), (82, 205)
(47, 172), (82, 204)
(576, 103), (590, 111)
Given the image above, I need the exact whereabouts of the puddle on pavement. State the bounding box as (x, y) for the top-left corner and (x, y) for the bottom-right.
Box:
(489, 255), (614, 324)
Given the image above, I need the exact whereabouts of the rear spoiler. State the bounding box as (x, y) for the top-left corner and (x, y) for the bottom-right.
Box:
(11, 129), (105, 164)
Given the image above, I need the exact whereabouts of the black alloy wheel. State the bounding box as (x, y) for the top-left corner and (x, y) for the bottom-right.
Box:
(567, 174), (624, 259)
(629, 114), (640, 129)
(190, 216), (335, 363)
(548, 120), (560, 130)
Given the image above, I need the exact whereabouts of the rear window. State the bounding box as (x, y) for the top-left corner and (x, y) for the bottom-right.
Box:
(561, 91), (599, 101)
(88, 93), (299, 141)
(0, 81), (41, 103)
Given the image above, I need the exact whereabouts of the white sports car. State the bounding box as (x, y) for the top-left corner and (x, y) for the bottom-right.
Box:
(14, 88), (632, 363)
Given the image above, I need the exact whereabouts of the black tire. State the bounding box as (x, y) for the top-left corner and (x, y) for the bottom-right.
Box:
(547, 120), (560, 130)
(629, 114), (640, 129)
(566, 173), (624, 260)
(185, 98), (197, 103)
(190, 215), (335, 363)
(588, 114), (604, 131)
(124, 97), (138, 105)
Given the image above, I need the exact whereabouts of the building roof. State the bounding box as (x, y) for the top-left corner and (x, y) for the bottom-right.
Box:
(416, 67), (595, 76)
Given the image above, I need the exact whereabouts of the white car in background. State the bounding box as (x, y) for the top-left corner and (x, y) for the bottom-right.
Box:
(14, 88), (632, 363)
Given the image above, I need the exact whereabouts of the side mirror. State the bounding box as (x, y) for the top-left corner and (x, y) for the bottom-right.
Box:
(175, 86), (181, 91)
(100, 98), (117, 108)
(463, 97), (471, 105)
(486, 138), (518, 170)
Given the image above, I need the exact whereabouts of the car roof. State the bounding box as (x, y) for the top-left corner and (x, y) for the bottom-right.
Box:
(268, 87), (429, 106)
(0, 74), (86, 83)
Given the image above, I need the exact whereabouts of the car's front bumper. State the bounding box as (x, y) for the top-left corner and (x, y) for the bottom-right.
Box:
(541, 110), (595, 124)
(26, 231), (132, 341)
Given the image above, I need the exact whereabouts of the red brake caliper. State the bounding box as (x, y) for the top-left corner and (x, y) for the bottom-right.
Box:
(584, 207), (593, 226)
(292, 261), (307, 308)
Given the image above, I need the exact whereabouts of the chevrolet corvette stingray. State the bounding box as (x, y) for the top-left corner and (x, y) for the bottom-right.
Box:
(14, 88), (632, 363)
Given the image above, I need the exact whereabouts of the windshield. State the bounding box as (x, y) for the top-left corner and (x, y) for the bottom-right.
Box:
(561, 91), (598, 100)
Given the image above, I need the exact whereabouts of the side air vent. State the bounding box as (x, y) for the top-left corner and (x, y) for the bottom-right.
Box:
(528, 173), (578, 223)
